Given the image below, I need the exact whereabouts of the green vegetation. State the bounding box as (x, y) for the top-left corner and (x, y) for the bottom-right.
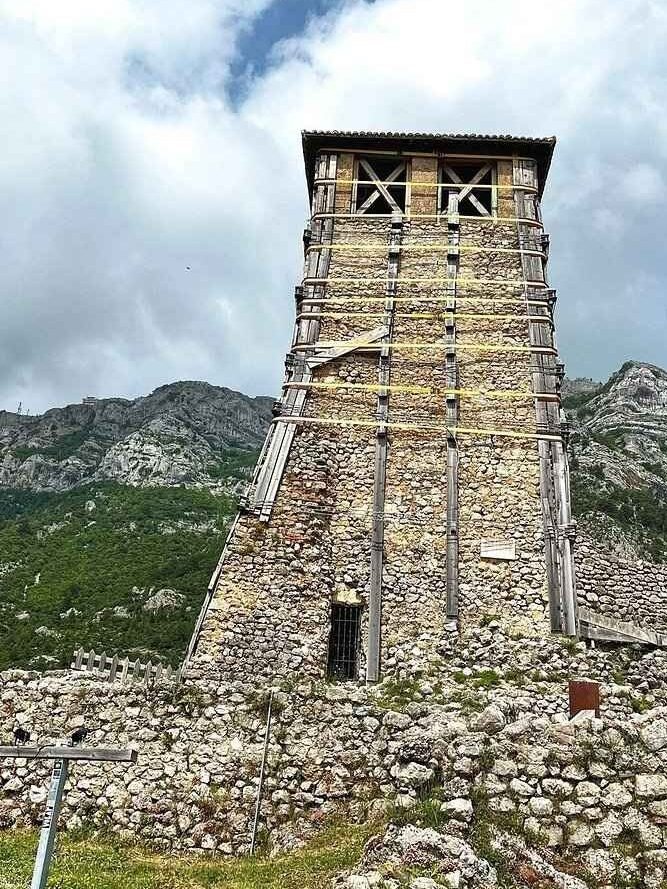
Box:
(11, 428), (101, 463)
(452, 668), (500, 688)
(373, 676), (422, 710)
(0, 822), (374, 889)
(386, 792), (446, 831)
(562, 390), (600, 411)
(590, 429), (624, 451)
(0, 483), (237, 670)
(208, 447), (259, 481)
(571, 474), (667, 561)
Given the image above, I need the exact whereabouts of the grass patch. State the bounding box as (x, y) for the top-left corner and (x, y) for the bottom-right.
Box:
(0, 821), (375, 889)
(374, 677), (422, 710)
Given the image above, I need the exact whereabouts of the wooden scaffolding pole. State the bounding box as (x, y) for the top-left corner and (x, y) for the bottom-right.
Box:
(367, 212), (402, 682)
(445, 191), (460, 620)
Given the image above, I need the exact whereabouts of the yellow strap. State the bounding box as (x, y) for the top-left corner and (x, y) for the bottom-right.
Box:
(284, 380), (558, 401)
(273, 415), (560, 442)
(311, 212), (542, 226)
(300, 296), (548, 306)
(303, 276), (545, 286)
(297, 311), (551, 322)
(308, 243), (543, 257)
(315, 178), (536, 191)
(298, 341), (556, 355)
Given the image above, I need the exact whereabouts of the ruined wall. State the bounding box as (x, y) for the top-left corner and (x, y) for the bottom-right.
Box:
(3, 627), (667, 869)
(577, 535), (667, 632)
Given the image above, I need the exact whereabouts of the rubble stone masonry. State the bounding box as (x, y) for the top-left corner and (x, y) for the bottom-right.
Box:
(188, 137), (562, 686)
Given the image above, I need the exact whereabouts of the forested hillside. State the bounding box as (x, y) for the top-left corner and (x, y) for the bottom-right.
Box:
(0, 483), (237, 670)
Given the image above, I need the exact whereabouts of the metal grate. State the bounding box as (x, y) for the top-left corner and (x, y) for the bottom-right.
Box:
(327, 603), (361, 680)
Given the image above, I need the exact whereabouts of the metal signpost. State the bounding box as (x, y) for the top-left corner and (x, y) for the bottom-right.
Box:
(0, 743), (138, 889)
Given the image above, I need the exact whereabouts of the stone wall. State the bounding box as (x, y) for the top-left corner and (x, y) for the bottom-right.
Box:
(188, 145), (560, 686)
(3, 627), (667, 871)
(576, 534), (667, 632)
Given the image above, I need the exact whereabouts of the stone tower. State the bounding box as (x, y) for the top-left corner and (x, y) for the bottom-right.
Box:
(186, 130), (577, 685)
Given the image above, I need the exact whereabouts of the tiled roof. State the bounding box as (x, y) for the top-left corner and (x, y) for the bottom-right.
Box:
(301, 130), (556, 198)
(302, 129), (556, 144)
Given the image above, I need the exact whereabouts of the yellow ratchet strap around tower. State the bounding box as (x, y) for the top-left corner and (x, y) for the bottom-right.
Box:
(302, 276), (545, 286)
(296, 311), (551, 323)
(307, 243), (544, 257)
(272, 415), (561, 443)
(313, 178), (537, 191)
(283, 380), (559, 401)
(299, 296), (549, 306)
(293, 341), (557, 355)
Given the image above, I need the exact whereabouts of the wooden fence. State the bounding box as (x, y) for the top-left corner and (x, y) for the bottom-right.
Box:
(71, 648), (181, 686)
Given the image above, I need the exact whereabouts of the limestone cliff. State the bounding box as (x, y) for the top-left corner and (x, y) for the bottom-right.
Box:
(0, 381), (273, 494)
(565, 361), (667, 560)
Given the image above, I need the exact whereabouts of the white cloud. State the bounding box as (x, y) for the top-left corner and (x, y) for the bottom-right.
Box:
(0, 0), (666, 411)
(620, 163), (665, 203)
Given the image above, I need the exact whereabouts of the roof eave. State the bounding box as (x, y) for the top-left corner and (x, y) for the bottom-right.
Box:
(302, 130), (557, 200)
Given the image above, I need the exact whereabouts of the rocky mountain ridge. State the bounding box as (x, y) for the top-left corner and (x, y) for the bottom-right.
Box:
(0, 381), (273, 494)
(565, 360), (667, 560)
(2, 361), (666, 551)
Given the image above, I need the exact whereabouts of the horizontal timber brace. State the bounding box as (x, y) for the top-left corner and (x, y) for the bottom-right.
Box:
(307, 243), (545, 258)
(283, 380), (559, 401)
(311, 212), (543, 226)
(0, 746), (138, 763)
(272, 414), (563, 442)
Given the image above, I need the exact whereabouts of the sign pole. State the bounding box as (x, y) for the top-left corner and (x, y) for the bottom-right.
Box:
(30, 755), (69, 889)
(0, 743), (138, 888)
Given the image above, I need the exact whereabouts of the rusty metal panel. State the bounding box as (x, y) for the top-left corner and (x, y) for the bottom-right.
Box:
(569, 679), (600, 718)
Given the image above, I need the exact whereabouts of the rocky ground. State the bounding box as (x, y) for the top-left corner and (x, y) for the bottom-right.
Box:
(3, 623), (667, 889)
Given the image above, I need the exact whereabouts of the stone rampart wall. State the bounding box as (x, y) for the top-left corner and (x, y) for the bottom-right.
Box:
(577, 534), (667, 632)
(2, 629), (667, 871)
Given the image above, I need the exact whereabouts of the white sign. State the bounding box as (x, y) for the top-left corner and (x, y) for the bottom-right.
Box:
(480, 539), (517, 561)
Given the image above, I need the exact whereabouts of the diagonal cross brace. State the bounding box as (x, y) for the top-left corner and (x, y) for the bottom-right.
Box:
(442, 163), (492, 217)
(356, 159), (406, 215)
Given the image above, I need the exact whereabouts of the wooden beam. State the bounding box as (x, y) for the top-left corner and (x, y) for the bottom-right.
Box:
(356, 159), (405, 214)
(512, 158), (570, 635)
(0, 746), (138, 763)
(367, 213), (402, 682)
(445, 191), (460, 620)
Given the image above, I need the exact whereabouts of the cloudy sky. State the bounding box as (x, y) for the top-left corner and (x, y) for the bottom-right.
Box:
(1, 0), (666, 413)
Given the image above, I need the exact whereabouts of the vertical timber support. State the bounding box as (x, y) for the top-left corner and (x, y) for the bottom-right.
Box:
(513, 158), (577, 635)
(249, 153), (338, 520)
(445, 191), (460, 621)
(367, 212), (402, 682)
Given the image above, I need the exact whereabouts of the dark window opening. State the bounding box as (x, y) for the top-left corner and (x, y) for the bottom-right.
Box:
(439, 161), (495, 217)
(355, 155), (407, 214)
(327, 603), (361, 680)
